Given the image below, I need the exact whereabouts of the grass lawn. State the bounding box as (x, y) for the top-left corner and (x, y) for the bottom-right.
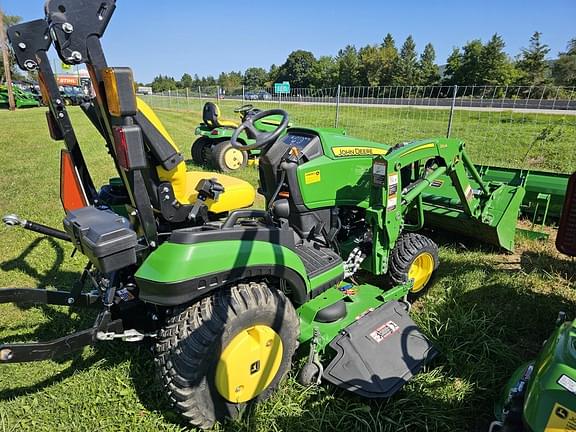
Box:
(0, 105), (575, 432)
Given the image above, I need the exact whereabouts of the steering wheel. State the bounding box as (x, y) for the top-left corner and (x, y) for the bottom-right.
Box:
(234, 104), (254, 114)
(230, 109), (289, 151)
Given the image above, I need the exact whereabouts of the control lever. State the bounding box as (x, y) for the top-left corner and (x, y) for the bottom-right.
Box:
(188, 179), (225, 224)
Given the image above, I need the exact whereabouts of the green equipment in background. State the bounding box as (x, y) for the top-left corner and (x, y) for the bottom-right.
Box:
(491, 172), (576, 432)
(192, 102), (288, 171)
(0, 84), (40, 108)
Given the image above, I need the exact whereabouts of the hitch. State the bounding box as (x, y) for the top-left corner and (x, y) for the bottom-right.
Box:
(3, 214), (71, 242)
(0, 311), (123, 363)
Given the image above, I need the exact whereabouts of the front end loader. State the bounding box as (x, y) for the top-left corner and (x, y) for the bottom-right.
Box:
(1, 1), (528, 428)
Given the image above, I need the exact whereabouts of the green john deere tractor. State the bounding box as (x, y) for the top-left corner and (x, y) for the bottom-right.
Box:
(1, 1), (528, 429)
(193, 101), (287, 171)
(0, 84), (40, 108)
(490, 172), (576, 432)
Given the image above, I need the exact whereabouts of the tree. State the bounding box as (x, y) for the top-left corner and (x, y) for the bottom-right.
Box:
(336, 45), (360, 86)
(419, 43), (440, 85)
(380, 33), (399, 85)
(1, 13), (22, 83)
(150, 75), (177, 93)
(443, 47), (462, 85)
(277, 50), (316, 88)
(218, 71), (242, 90)
(552, 38), (576, 86)
(393, 35), (419, 86)
(243, 67), (268, 89)
(516, 31), (551, 86)
(308, 56), (338, 88)
(267, 64), (280, 86)
(359, 45), (383, 86)
(180, 73), (193, 89)
(479, 34), (516, 86)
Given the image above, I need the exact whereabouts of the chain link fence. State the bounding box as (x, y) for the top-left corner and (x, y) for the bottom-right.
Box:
(140, 85), (576, 172)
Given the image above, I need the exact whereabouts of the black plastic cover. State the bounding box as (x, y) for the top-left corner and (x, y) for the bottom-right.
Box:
(323, 301), (437, 398)
(63, 206), (137, 273)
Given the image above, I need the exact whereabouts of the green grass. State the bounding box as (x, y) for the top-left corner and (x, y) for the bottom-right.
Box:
(0, 106), (575, 432)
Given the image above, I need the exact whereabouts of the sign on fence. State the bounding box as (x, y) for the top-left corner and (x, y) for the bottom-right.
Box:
(274, 81), (290, 94)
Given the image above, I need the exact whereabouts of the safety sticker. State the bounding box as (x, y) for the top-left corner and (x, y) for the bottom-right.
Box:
(388, 173), (399, 196)
(387, 196), (397, 212)
(545, 403), (576, 431)
(369, 321), (400, 343)
(558, 374), (576, 396)
(430, 179), (444, 188)
(304, 170), (321, 184)
(465, 185), (474, 201)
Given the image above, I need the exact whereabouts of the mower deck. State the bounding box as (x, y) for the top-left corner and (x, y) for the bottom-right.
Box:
(323, 300), (437, 398)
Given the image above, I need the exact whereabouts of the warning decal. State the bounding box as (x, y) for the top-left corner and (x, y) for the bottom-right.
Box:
(558, 374), (576, 396)
(465, 185), (474, 202)
(388, 173), (399, 196)
(545, 403), (576, 431)
(304, 170), (321, 184)
(369, 321), (400, 343)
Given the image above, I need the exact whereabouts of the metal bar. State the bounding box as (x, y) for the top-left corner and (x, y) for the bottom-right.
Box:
(0, 314), (123, 363)
(462, 151), (490, 196)
(446, 84), (458, 137)
(335, 84), (341, 128)
(403, 166), (447, 204)
(0, 288), (98, 307)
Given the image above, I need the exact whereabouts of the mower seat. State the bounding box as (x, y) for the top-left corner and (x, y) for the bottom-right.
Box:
(137, 99), (255, 213)
(202, 102), (239, 129)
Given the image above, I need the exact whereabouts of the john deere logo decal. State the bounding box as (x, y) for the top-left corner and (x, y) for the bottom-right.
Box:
(332, 147), (387, 157)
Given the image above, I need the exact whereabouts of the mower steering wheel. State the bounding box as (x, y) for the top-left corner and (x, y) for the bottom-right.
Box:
(230, 109), (289, 151)
(234, 104), (254, 114)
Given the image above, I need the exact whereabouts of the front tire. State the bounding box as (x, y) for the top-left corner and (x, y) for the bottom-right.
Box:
(211, 140), (248, 172)
(155, 281), (299, 429)
(387, 233), (439, 300)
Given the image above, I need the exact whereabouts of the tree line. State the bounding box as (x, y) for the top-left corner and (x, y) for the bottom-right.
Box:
(148, 32), (576, 94)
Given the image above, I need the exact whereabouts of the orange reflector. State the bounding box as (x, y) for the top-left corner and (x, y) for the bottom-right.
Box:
(60, 150), (88, 212)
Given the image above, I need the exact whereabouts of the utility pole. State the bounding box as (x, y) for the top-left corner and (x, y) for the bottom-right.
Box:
(0, 6), (16, 111)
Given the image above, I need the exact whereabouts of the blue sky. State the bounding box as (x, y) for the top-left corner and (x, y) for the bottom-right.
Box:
(3, 0), (576, 83)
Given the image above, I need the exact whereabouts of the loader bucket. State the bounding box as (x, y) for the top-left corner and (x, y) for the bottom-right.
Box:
(475, 165), (569, 221)
(421, 181), (525, 252)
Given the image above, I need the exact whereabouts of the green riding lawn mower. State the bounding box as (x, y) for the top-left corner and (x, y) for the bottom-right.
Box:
(490, 171), (576, 432)
(0, 1), (570, 429)
(192, 101), (287, 171)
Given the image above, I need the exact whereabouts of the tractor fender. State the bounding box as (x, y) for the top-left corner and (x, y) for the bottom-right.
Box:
(135, 240), (310, 306)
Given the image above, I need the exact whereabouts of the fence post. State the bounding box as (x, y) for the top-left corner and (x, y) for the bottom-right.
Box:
(186, 87), (189, 111)
(242, 85), (245, 102)
(335, 84), (341, 128)
(446, 84), (458, 138)
(168, 89), (172, 109)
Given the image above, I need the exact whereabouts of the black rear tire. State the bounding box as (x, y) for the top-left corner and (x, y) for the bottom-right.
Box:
(211, 140), (248, 172)
(387, 232), (439, 301)
(155, 281), (299, 429)
(191, 137), (210, 165)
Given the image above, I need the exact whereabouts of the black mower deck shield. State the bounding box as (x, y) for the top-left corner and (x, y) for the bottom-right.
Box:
(323, 301), (437, 398)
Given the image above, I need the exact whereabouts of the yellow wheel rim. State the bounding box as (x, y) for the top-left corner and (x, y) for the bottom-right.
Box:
(215, 325), (283, 403)
(408, 252), (435, 293)
(223, 147), (244, 170)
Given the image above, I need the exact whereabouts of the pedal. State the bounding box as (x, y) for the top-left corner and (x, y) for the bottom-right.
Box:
(323, 301), (437, 398)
